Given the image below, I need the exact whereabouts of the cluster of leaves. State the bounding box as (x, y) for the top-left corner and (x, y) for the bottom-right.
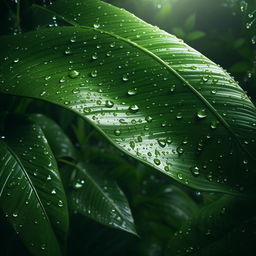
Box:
(0, 0), (256, 255)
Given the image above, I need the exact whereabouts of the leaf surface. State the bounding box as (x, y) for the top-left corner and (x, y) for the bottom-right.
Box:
(68, 162), (136, 235)
(0, 119), (68, 255)
(0, 0), (256, 194)
(30, 113), (77, 160)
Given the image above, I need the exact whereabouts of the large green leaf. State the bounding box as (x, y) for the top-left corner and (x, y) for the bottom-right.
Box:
(0, 118), (68, 255)
(0, 0), (256, 194)
(66, 162), (136, 235)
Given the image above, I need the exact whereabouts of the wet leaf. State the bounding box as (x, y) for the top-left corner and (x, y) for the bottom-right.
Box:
(0, 0), (256, 194)
(0, 118), (68, 256)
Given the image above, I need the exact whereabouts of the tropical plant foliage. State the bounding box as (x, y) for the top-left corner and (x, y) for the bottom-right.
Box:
(0, 0), (255, 255)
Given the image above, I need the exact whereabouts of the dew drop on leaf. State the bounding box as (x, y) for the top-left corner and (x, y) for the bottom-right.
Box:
(90, 70), (98, 78)
(72, 88), (80, 94)
(64, 49), (72, 55)
(176, 112), (183, 119)
(127, 88), (137, 96)
(170, 85), (176, 93)
(58, 200), (64, 207)
(93, 23), (100, 29)
(157, 138), (166, 148)
(129, 104), (139, 113)
(83, 107), (92, 114)
(177, 147), (184, 155)
(145, 116), (153, 123)
(210, 120), (218, 129)
(122, 74), (129, 82)
(190, 166), (200, 177)
(114, 129), (121, 136)
(105, 100), (114, 108)
(68, 70), (80, 78)
(154, 158), (161, 165)
(197, 109), (207, 119)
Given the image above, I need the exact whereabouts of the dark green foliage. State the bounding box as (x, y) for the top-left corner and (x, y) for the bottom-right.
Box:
(0, 0), (255, 255)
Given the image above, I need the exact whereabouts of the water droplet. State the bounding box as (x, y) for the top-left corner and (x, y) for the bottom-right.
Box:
(129, 104), (139, 113)
(58, 200), (64, 207)
(210, 120), (218, 129)
(177, 147), (184, 155)
(110, 42), (116, 48)
(105, 100), (114, 108)
(207, 173), (213, 181)
(176, 112), (183, 119)
(251, 35), (256, 44)
(68, 70), (80, 78)
(240, 1), (248, 12)
(170, 85), (176, 93)
(137, 136), (143, 142)
(127, 88), (137, 96)
(41, 244), (46, 251)
(72, 88), (80, 94)
(93, 23), (100, 29)
(157, 138), (166, 148)
(40, 91), (46, 97)
(90, 70), (98, 78)
(154, 158), (161, 165)
(122, 74), (129, 82)
(92, 53), (98, 60)
(64, 49), (72, 55)
(83, 107), (92, 114)
(114, 129), (121, 136)
(130, 140), (135, 149)
(12, 213), (18, 218)
(190, 166), (200, 177)
(145, 116), (153, 123)
(177, 173), (183, 180)
(51, 189), (56, 194)
(197, 109), (207, 119)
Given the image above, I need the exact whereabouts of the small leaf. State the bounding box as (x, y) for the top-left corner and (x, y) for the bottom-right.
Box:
(68, 162), (137, 235)
(184, 14), (196, 31)
(187, 30), (206, 41)
(30, 113), (77, 160)
(172, 27), (185, 38)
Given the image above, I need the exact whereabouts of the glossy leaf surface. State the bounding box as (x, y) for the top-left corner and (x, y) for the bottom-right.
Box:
(30, 113), (77, 160)
(0, 119), (68, 255)
(0, 0), (256, 194)
(68, 162), (136, 235)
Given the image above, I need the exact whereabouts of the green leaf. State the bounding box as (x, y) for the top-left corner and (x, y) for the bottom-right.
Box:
(65, 161), (136, 235)
(229, 61), (251, 73)
(0, 118), (68, 255)
(187, 30), (206, 41)
(134, 184), (198, 256)
(184, 14), (196, 31)
(136, 185), (198, 229)
(167, 195), (256, 255)
(171, 27), (185, 38)
(30, 113), (77, 160)
(0, 0), (256, 194)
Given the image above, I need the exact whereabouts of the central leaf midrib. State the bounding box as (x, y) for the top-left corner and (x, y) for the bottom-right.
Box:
(31, 5), (253, 160)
